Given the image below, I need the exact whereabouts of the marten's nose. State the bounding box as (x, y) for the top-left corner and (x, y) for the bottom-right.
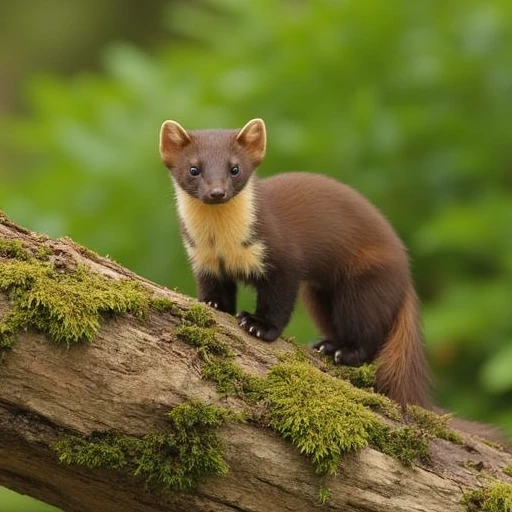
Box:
(209, 188), (226, 200)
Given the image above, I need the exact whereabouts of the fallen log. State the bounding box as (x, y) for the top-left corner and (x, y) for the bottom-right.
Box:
(0, 212), (511, 512)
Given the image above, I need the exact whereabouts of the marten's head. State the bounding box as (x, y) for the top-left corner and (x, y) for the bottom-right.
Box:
(159, 118), (266, 204)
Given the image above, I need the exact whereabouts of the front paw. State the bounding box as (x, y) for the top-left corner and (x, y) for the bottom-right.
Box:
(202, 299), (220, 310)
(237, 311), (280, 341)
(201, 298), (234, 314)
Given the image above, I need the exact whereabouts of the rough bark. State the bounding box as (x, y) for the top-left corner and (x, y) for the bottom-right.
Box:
(0, 214), (511, 512)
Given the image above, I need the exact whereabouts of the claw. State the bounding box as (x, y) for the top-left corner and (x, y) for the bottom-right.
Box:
(239, 318), (247, 327)
(249, 326), (256, 334)
(256, 330), (261, 338)
(316, 344), (325, 354)
(334, 350), (343, 364)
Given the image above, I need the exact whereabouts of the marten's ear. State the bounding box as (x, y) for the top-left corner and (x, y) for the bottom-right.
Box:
(159, 120), (191, 168)
(236, 118), (266, 165)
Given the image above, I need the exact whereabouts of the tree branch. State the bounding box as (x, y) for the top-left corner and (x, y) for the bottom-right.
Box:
(0, 213), (511, 512)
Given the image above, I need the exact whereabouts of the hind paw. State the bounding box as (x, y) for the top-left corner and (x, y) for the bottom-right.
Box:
(312, 340), (338, 356)
(313, 342), (362, 366)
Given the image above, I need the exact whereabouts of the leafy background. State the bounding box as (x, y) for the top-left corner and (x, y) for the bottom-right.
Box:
(1, 0), (511, 509)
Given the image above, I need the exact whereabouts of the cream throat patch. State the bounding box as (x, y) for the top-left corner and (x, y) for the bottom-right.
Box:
(173, 178), (267, 277)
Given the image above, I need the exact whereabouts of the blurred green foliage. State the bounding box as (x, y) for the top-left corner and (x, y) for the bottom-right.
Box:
(1, 0), (512, 507)
(0, 488), (59, 512)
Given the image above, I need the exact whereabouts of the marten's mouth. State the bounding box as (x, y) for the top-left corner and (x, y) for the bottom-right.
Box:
(201, 196), (230, 205)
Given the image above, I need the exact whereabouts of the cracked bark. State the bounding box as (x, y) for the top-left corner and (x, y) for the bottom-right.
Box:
(0, 214), (511, 512)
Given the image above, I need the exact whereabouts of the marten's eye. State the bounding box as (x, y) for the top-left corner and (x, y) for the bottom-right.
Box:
(189, 166), (200, 177)
(230, 165), (240, 176)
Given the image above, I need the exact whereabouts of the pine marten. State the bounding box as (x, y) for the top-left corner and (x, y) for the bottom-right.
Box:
(159, 118), (430, 407)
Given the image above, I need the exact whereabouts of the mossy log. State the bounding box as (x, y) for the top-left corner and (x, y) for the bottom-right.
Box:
(1, 212), (512, 512)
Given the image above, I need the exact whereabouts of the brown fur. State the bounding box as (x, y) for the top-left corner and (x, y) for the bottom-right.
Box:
(159, 118), (430, 407)
(256, 172), (430, 407)
(376, 286), (430, 406)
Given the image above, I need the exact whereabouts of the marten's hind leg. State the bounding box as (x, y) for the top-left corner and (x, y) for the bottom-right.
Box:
(330, 273), (403, 366)
(302, 281), (372, 362)
(307, 273), (403, 367)
(301, 283), (338, 354)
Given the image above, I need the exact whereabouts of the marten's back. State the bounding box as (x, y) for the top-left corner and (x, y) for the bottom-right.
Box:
(256, 172), (408, 281)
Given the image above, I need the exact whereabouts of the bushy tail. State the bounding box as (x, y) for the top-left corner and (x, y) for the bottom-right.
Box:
(376, 285), (431, 408)
(376, 286), (511, 449)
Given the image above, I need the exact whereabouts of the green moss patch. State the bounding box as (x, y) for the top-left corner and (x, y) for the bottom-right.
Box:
(318, 360), (400, 421)
(0, 311), (23, 348)
(265, 361), (377, 475)
(328, 363), (377, 389)
(370, 424), (430, 466)
(482, 439), (504, 451)
(407, 405), (463, 444)
(174, 320), (433, 476)
(462, 482), (512, 511)
(175, 325), (232, 358)
(0, 238), (176, 349)
(264, 361), (429, 474)
(172, 311), (426, 474)
(503, 465), (512, 478)
(347, 386), (402, 421)
(175, 320), (265, 400)
(35, 246), (53, 260)
(54, 400), (229, 492)
(202, 358), (265, 400)
(0, 259), (150, 346)
(151, 297), (179, 314)
(0, 239), (30, 260)
(183, 304), (216, 327)
(318, 486), (330, 505)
